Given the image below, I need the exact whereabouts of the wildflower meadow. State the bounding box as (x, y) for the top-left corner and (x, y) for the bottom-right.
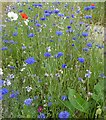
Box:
(0, 1), (105, 119)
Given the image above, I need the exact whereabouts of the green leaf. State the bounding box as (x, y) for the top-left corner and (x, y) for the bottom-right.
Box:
(59, 99), (75, 115)
(94, 80), (104, 93)
(68, 88), (89, 113)
(92, 80), (104, 103)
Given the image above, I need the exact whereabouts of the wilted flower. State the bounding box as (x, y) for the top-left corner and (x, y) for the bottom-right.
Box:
(38, 106), (43, 112)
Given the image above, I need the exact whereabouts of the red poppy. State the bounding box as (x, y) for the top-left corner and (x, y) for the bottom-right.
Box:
(91, 3), (95, 6)
(20, 13), (28, 20)
(38, 106), (43, 112)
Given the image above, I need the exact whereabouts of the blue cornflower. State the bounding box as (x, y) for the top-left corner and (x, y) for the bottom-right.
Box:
(54, 9), (60, 14)
(0, 80), (4, 86)
(44, 10), (49, 13)
(38, 113), (46, 119)
(50, 40), (54, 42)
(58, 111), (70, 119)
(70, 20), (73, 24)
(82, 32), (88, 37)
(22, 45), (26, 50)
(86, 43), (92, 48)
(28, 33), (35, 38)
(40, 17), (46, 21)
(24, 98), (33, 106)
(62, 64), (67, 69)
(13, 32), (18, 36)
(38, 4), (42, 8)
(10, 40), (17, 44)
(66, 29), (73, 33)
(71, 7), (74, 10)
(10, 91), (19, 98)
(44, 13), (50, 17)
(3, 40), (9, 43)
(44, 52), (51, 57)
(35, 23), (41, 27)
(78, 57), (85, 63)
(84, 15), (92, 19)
(79, 21), (84, 25)
(61, 95), (67, 101)
(18, 9), (23, 12)
(84, 6), (91, 11)
(76, 10), (80, 14)
(72, 37), (76, 40)
(0, 88), (8, 95)
(55, 52), (63, 58)
(58, 13), (64, 17)
(71, 14), (74, 18)
(83, 48), (89, 52)
(56, 31), (63, 36)
(67, 26), (71, 29)
(1, 47), (8, 51)
(72, 44), (75, 46)
(66, 16), (70, 19)
(8, 66), (15, 69)
(25, 57), (36, 64)
(90, 6), (96, 9)
(48, 102), (52, 107)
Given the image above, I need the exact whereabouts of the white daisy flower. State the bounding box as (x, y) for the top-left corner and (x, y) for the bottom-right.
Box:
(7, 11), (18, 21)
